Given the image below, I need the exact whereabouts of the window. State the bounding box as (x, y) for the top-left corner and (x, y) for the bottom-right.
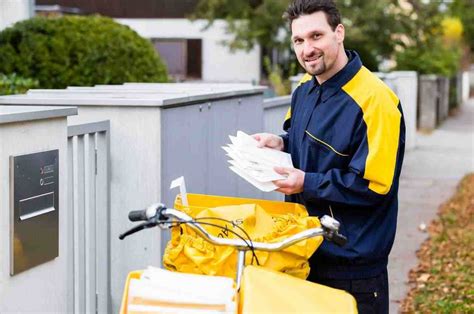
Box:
(152, 39), (202, 80)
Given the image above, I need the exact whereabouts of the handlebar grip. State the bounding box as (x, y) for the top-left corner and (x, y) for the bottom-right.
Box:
(128, 210), (148, 222)
(332, 233), (347, 247)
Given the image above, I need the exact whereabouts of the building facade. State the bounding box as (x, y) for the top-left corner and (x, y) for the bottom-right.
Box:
(34, 0), (261, 83)
(0, 0), (34, 31)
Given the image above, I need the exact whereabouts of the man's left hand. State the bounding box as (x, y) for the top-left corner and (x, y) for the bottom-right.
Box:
(273, 167), (305, 195)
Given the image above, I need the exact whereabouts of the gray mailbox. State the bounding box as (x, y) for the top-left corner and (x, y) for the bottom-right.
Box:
(10, 150), (59, 275)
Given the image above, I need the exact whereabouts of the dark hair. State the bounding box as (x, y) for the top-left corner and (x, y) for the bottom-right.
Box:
(283, 0), (341, 31)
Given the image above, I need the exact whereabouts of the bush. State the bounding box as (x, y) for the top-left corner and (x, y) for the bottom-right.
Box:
(0, 16), (168, 89)
(395, 38), (461, 77)
(0, 73), (38, 95)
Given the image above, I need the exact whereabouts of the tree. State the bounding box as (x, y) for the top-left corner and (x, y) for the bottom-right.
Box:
(449, 0), (474, 55)
(395, 0), (461, 76)
(192, 0), (288, 52)
(337, 0), (408, 70)
(192, 0), (409, 73)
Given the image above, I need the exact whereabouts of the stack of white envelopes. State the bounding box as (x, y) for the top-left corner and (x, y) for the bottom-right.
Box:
(222, 131), (294, 192)
(126, 266), (236, 313)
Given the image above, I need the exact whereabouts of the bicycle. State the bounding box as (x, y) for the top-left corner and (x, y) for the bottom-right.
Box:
(119, 201), (357, 313)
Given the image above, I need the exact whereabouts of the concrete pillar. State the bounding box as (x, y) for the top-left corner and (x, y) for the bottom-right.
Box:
(375, 71), (418, 150)
(461, 71), (470, 103)
(389, 71), (418, 150)
(418, 75), (438, 131)
(437, 76), (450, 124)
(0, 105), (77, 313)
(375, 72), (396, 91)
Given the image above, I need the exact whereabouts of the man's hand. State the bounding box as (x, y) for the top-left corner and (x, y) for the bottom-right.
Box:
(252, 133), (284, 151)
(273, 166), (305, 195)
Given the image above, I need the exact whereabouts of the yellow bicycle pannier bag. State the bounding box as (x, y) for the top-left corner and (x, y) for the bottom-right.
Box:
(240, 265), (358, 313)
(163, 193), (323, 280)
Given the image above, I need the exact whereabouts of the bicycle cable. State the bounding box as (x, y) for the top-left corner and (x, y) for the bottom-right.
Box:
(192, 217), (260, 266)
(165, 219), (260, 266)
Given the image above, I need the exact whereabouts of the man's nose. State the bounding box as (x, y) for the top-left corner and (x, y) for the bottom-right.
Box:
(303, 41), (316, 56)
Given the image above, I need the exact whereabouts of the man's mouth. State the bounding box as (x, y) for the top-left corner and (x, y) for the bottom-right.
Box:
(304, 55), (322, 65)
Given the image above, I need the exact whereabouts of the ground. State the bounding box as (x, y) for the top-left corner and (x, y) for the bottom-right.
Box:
(401, 174), (474, 313)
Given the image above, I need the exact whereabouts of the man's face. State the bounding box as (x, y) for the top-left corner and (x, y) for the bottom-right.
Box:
(291, 11), (344, 77)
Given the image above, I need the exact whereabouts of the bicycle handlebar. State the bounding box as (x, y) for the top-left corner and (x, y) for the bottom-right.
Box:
(119, 203), (347, 250)
(128, 203), (167, 222)
(128, 210), (149, 222)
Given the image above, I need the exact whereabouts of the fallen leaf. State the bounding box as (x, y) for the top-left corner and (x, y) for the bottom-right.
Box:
(417, 273), (430, 282)
(418, 222), (427, 232)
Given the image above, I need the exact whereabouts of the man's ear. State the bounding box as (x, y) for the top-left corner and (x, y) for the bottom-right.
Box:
(335, 24), (345, 43)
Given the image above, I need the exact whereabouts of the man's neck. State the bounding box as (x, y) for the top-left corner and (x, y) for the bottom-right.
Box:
(316, 48), (349, 84)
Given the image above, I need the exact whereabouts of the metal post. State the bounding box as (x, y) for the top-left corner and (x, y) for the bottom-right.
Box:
(236, 250), (246, 291)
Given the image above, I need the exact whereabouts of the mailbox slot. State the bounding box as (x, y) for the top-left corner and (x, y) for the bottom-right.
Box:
(10, 150), (59, 275)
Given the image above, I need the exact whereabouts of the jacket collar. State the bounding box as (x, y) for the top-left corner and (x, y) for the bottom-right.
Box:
(307, 50), (362, 102)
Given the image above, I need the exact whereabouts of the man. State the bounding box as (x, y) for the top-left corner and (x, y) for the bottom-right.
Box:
(253, 0), (405, 312)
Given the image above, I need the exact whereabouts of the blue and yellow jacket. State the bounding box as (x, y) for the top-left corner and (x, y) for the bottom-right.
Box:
(282, 50), (405, 279)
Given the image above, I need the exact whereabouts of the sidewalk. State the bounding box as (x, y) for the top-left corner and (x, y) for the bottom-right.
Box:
(388, 98), (474, 313)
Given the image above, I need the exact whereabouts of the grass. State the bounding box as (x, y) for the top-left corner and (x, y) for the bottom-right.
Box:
(401, 173), (474, 313)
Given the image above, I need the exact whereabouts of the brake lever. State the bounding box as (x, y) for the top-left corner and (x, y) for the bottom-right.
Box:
(331, 232), (347, 247)
(119, 220), (158, 240)
(320, 215), (347, 247)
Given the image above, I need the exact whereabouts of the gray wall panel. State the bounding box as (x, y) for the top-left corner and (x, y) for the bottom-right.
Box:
(207, 99), (238, 197)
(161, 94), (265, 204)
(264, 105), (287, 136)
(161, 103), (209, 206)
(235, 95), (265, 199)
(262, 98), (290, 202)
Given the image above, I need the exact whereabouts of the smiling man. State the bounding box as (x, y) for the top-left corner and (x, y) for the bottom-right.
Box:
(253, 0), (405, 313)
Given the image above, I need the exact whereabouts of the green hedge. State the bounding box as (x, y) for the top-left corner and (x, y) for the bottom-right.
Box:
(395, 39), (460, 77)
(0, 16), (168, 89)
(0, 73), (38, 95)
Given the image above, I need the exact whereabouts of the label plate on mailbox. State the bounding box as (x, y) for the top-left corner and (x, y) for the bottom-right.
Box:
(10, 150), (59, 275)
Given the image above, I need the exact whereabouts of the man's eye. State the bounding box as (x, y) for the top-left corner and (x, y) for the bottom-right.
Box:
(294, 39), (303, 44)
(313, 34), (321, 39)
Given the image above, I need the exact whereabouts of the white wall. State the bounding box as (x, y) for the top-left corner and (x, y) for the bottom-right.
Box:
(0, 0), (32, 31)
(0, 117), (70, 313)
(116, 18), (261, 84)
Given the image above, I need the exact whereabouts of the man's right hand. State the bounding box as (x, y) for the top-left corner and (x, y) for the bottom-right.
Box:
(252, 133), (284, 151)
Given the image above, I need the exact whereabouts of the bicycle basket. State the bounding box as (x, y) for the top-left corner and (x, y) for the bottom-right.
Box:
(163, 193), (323, 280)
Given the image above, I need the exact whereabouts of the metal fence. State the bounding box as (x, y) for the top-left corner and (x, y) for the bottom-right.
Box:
(67, 120), (111, 314)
